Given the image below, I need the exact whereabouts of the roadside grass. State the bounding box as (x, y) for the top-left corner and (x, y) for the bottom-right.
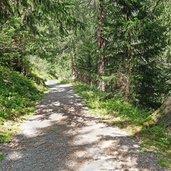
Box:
(0, 153), (5, 161)
(73, 82), (171, 168)
(0, 65), (46, 145)
(58, 79), (71, 84)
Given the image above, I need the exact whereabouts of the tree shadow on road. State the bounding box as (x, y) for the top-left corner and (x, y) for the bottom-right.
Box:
(0, 84), (164, 171)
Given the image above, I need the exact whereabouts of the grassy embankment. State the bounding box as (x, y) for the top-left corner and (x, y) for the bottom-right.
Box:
(0, 65), (47, 156)
(73, 82), (171, 168)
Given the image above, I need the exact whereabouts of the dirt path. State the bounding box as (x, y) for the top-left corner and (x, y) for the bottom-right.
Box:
(0, 82), (165, 171)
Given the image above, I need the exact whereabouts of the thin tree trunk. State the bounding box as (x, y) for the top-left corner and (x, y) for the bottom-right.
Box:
(72, 48), (77, 82)
(125, 6), (132, 99)
(126, 48), (132, 99)
(98, 0), (105, 92)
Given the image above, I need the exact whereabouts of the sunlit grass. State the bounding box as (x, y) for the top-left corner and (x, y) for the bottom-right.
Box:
(58, 79), (71, 84)
(0, 153), (5, 161)
(73, 82), (149, 128)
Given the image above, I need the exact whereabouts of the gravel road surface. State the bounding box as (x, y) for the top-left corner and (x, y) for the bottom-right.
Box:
(0, 82), (166, 171)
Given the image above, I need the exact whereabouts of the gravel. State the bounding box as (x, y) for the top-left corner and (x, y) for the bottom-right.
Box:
(0, 82), (167, 171)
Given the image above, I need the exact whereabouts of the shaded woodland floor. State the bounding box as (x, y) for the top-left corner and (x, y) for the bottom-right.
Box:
(0, 82), (166, 171)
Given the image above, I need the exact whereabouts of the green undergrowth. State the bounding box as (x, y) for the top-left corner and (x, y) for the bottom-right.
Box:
(73, 82), (171, 168)
(28, 67), (54, 85)
(0, 152), (5, 161)
(58, 79), (71, 84)
(0, 65), (46, 144)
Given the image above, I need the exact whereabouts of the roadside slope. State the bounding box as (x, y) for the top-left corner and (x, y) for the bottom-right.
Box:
(0, 65), (44, 143)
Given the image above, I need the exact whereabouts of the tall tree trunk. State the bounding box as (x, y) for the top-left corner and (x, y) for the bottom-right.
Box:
(144, 96), (171, 128)
(98, 0), (105, 92)
(125, 6), (132, 99)
(126, 47), (132, 99)
(71, 48), (77, 82)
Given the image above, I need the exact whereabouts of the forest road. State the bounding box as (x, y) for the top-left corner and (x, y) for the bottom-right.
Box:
(0, 81), (167, 171)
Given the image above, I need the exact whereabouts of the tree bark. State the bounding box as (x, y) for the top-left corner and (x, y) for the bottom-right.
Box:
(145, 96), (171, 128)
(71, 48), (77, 82)
(98, 0), (105, 92)
(125, 5), (132, 100)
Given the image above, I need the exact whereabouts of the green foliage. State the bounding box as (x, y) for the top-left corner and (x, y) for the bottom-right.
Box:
(28, 55), (55, 83)
(141, 126), (171, 168)
(0, 132), (11, 144)
(103, 0), (168, 107)
(0, 65), (45, 143)
(0, 153), (5, 161)
(50, 54), (72, 81)
(59, 80), (70, 84)
(0, 65), (44, 121)
(158, 159), (171, 168)
(72, 0), (170, 110)
(74, 82), (150, 125)
(0, 0), (82, 81)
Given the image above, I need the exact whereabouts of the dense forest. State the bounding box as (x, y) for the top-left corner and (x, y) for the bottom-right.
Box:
(0, 0), (171, 168)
